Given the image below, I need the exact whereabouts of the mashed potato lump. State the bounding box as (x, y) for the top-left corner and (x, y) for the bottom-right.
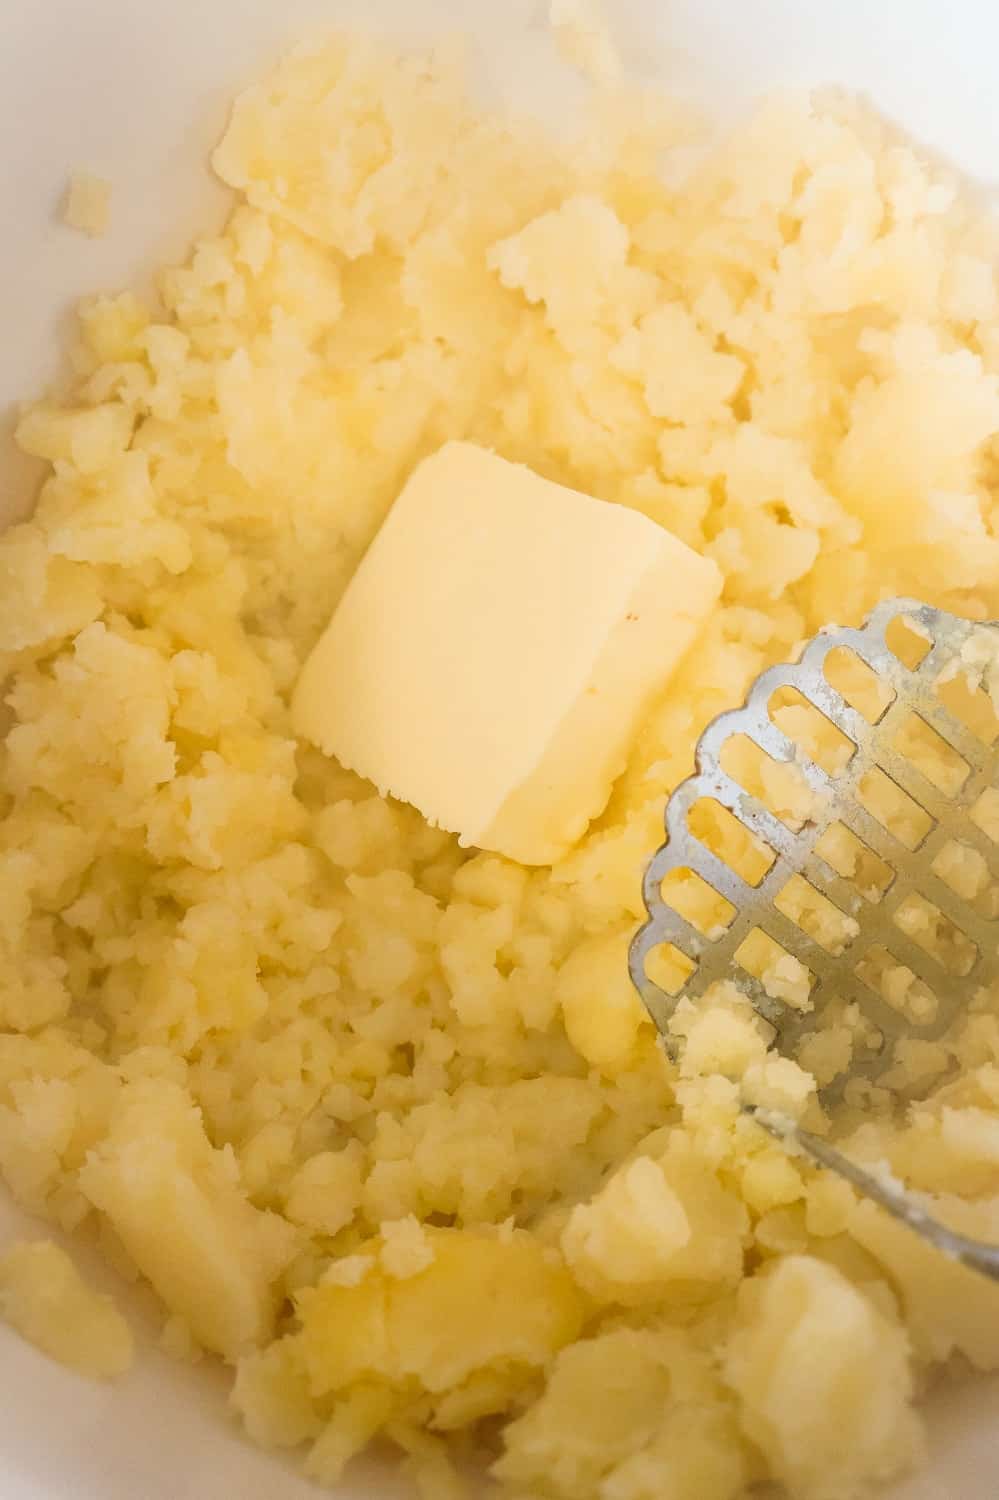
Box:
(2, 25), (999, 1500)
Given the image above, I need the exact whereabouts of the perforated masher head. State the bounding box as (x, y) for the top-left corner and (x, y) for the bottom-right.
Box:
(631, 598), (999, 1280)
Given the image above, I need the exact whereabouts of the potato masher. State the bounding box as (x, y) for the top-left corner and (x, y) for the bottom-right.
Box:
(630, 597), (999, 1281)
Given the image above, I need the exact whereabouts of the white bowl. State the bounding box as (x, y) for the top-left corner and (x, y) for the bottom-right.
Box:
(2, 2), (999, 1496)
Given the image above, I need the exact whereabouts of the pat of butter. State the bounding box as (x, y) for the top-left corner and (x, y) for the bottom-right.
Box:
(293, 442), (721, 865)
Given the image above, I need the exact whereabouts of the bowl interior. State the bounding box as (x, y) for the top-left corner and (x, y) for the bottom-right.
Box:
(2, 2), (999, 1497)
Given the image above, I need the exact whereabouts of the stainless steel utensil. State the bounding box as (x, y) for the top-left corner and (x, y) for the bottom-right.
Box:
(631, 597), (999, 1280)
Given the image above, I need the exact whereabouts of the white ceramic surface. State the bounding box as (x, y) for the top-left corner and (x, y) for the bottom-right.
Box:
(2, 1), (999, 1496)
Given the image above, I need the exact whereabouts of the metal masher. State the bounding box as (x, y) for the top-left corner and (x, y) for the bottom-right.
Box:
(630, 597), (999, 1280)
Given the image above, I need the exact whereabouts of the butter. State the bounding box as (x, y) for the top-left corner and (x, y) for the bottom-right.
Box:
(293, 442), (721, 864)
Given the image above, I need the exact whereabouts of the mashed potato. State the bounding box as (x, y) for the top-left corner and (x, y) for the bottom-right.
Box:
(62, 171), (112, 239)
(2, 23), (999, 1500)
(0, 1239), (133, 1378)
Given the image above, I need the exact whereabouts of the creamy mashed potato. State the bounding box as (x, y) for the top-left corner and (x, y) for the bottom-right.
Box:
(0, 1239), (133, 1378)
(2, 24), (999, 1500)
(62, 171), (112, 239)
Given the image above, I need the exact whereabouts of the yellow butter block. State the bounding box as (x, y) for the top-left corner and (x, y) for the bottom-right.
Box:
(293, 442), (721, 864)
